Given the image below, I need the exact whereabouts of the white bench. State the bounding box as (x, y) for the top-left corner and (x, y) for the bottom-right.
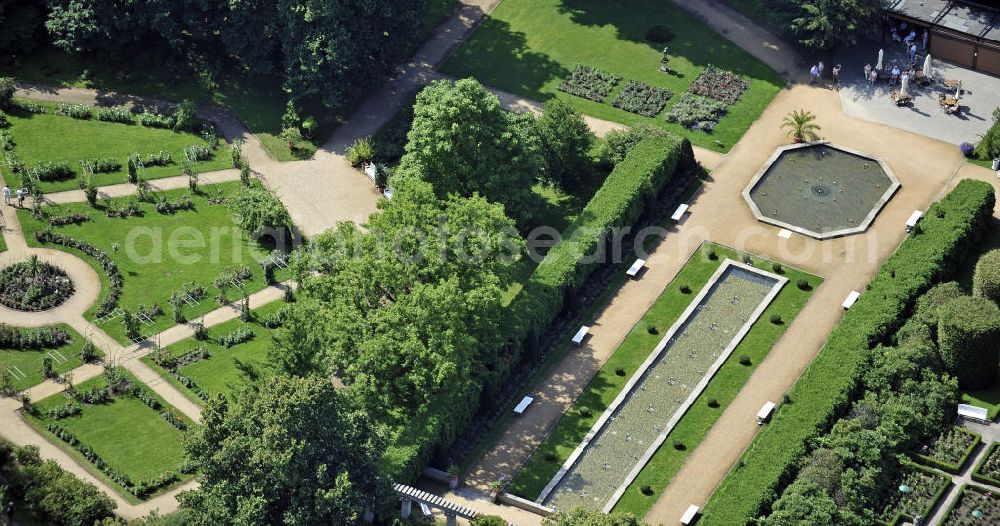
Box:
(905, 210), (922, 232)
(514, 396), (534, 415)
(842, 291), (861, 310)
(671, 203), (690, 221)
(419, 502), (433, 520)
(958, 403), (990, 423)
(626, 258), (646, 278)
(572, 325), (591, 346)
(680, 504), (700, 525)
(757, 401), (776, 425)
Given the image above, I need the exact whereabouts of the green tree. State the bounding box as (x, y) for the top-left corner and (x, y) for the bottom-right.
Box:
(912, 281), (964, 333)
(789, 0), (884, 50)
(537, 99), (594, 189)
(180, 376), (386, 525)
(396, 78), (542, 225)
(542, 508), (646, 526)
(973, 249), (1000, 304)
(766, 480), (851, 526)
(0, 1), (44, 57)
(938, 295), (1000, 389)
(228, 183), (291, 234)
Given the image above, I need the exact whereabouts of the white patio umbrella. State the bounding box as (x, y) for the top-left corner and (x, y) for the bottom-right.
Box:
(876, 48), (884, 71)
(923, 54), (933, 77)
(956, 80), (962, 101)
(900, 73), (909, 97)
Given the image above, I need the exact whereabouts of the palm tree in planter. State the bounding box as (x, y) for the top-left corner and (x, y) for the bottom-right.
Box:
(781, 109), (821, 143)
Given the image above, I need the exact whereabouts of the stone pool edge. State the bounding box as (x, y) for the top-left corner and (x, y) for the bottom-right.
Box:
(741, 141), (901, 240)
(534, 259), (788, 510)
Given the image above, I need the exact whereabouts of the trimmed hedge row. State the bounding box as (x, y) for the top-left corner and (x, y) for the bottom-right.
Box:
(914, 426), (982, 475)
(510, 134), (694, 350)
(972, 442), (1000, 487)
(699, 179), (995, 526)
(382, 133), (694, 483)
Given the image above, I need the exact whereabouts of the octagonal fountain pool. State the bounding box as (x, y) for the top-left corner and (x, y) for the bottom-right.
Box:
(538, 260), (786, 512)
(743, 142), (900, 239)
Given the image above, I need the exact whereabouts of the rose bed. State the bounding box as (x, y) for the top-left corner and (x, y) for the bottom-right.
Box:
(0, 258), (75, 311)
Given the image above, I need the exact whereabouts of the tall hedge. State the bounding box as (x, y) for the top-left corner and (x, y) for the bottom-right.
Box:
(973, 249), (1000, 304)
(699, 179), (995, 526)
(381, 133), (694, 485)
(938, 295), (1000, 389)
(509, 133), (694, 350)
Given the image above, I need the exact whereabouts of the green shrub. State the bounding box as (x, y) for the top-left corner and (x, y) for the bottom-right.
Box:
(796, 278), (810, 291)
(973, 249), (1000, 304)
(938, 295), (1000, 389)
(599, 123), (669, 167)
(708, 398), (720, 408)
(472, 515), (507, 526)
(346, 136), (374, 167)
(770, 314), (782, 324)
(699, 180), (995, 526)
(32, 161), (74, 181)
(55, 103), (92, 119)
(0, 77), (15, 109)
(912, 281), (964, 332)
(771, 262), (783, 273)
(738, 355), (752, 366)
(680, 284), (691, 294)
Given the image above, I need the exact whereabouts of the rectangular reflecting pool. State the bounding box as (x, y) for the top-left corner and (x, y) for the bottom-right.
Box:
(539, 260), (785, 511)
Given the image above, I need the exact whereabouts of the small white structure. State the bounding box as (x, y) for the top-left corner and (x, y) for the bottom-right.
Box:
(958, 403), (990, 423)
(778, 229), (792, 239)
(364, 162), (378, 183)
(680, 504), (700, 525)
(842, 291), (861, 310)
(419, 502), (433, 520)
(671, 203), (689, 221)
(383, 186), (394, 200)
(572, 325), (591, 346)
(626, 259), (646, 278)
(514, 396), (534, 416)
(757, 401), (776, 425)
(905, 210), (922, 232)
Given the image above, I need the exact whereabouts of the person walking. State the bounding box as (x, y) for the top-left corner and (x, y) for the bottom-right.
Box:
(809, 63), (819, 83)
(864, 63), (872, 82)
(869, 68), (879, 85)
(818, 61), (825, 78)
(922, 29), (929, 51)
(4, 500), (13, 526)
(2, 185), (10, 206)
(832, 64), (841, 89)
(909, 43), (918, 63)
(15, 187), (25, 207)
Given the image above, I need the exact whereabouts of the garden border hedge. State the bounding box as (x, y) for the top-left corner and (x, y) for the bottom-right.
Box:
(972, 441), (1000, 487)
(914, 426), (982, 475)
(699, 179), (996, 526)
(882, 461), (952, 526)
(383, 133), (695, 483)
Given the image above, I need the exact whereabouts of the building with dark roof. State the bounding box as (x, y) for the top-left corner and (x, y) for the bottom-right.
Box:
(887, 0), (1000, 75)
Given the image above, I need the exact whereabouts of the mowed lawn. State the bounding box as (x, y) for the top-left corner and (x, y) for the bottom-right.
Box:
(508, 243), (821, 518)
(18, 182), (291, 344)
(5, 100), (230, 192)
(27, 374), (189, 498)
(142, 301), (286, 405)
(0, 324), (99, 391)
(442, 0), (783, 151)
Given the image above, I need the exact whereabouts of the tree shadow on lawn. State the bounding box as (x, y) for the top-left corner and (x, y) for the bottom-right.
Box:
(445, 17), (568, 101)
(556, 0), (781, 80)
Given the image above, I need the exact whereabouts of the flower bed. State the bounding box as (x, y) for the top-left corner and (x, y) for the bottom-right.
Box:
(612, 81), (673, 117)
(973, 442), (1000, 486)
(34, 230), (122, 317)
(0, 258), (75, 311)
(558, 65), (622, 102)
(915, 426), (980, 474)
(943, 484), (1000, 525)
(877, 464), (951, 525)
(686, 65), (750, 105)
(665, 94), (727, 132)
